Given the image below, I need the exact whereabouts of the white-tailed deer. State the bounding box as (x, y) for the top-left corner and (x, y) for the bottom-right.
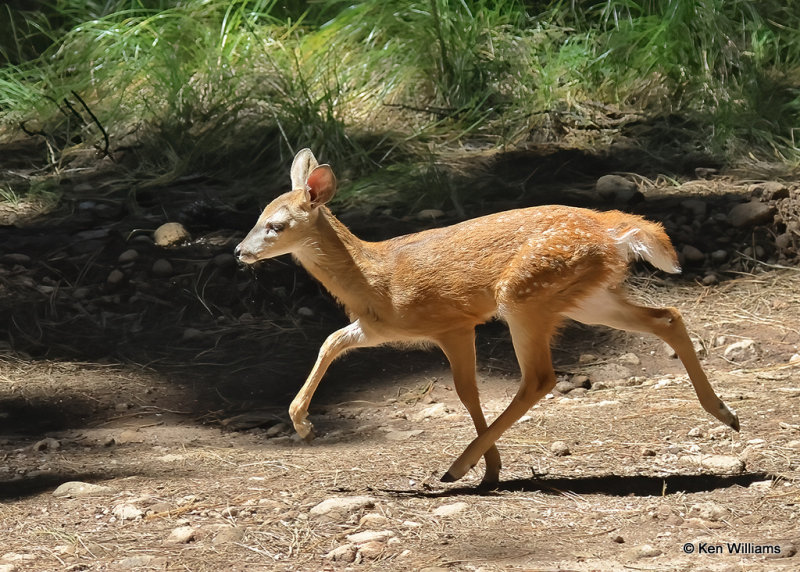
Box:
(235, 149), (739, 485)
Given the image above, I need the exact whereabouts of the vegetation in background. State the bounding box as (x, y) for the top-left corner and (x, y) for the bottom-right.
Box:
(1, 0), (799, 204)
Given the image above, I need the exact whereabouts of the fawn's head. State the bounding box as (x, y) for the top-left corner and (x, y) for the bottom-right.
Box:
(235, 149), (337, 264)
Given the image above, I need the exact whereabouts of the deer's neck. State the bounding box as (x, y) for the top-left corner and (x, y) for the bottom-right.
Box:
(293, 207), (385, 320)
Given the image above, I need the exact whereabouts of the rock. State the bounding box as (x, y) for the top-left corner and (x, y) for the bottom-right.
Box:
(106, 269), (125, 286)
(790, 354), (800, 365)
(118, 555), (166, 569)
(166, 525), (196, 544)
(585, 363), (633, 383)
(357, 540), (386, 560)
(325, 544), (357, 562)
(112, 503), (144, 520)
(571, 374), (591, 388)
(688, 501), (729, 522)
(554, 380), (575, 394)
(617, 353), (640, 366)
(309, 496), (376, 519)
(118, 249), (139, 264)
(680, 454), (745, 473)
(359, 513), (390, 529)
(701, 273), (718, 286)
(297, 306), (314, 317)
(727, 200), (775, 228)
(212, 526), (246, 545)
(265, 422), (289, 437)
(213, 253), (237, 269)
(681, 245), (705, 263)
(154, 222), (190, 247)
(627, 544), (662, 559)
(151, 258), (173, 277)
(414, 403), (447, 421)
(385, 429), (423, 441)
(710, 249), (728, 262)
(182, 327), (205, 341)
(723, 339), (758, 362)
(695, 167), (718, 179)
(641, 447), (656, 457)
(776, 232), (793, 250)
(32, 437), (60, 452)
(346, 529), (396, 544)
(417, 209), (444, 220)
(432, 502), (469, 517)
(610, 534), (625, 543)
(596, 175), (638, 202)
(550, 441), (571, 457)
(52, 481), (112, 498)
(1, 253), (31, 265)
(687, 427), (704, 438)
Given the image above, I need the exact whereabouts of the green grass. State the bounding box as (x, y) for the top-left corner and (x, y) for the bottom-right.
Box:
(1, 0), (799, 206)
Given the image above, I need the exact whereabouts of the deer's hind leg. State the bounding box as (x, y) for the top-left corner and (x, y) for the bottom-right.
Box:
(437, 329), (502, 485)
(441, 307), (560, 483)
(564, 287), (739, 431)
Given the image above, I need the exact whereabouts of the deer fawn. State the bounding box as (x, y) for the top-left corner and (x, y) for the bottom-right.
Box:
(235, 149), (739, 485)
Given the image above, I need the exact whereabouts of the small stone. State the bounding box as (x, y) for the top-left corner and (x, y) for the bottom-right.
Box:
(776, 233), (793, 250)
(154, 222), (190, 247)
(52, 481), (112, 498)
(325, 544), (357, 562)
(710, 249), (728, 262)
(618, 353), (640, 366)
(723, 339), (758, 362)
(694, 167), (718, 179)
(554, 380), (575, 394)
(701, 273), (718, 286)
(417, 209), (444, 220)
(749, 181), (789, 200)
(265, 422), (289, 437)
(213, 253), (237, 269)
(112, 503), (144, 521)
(309, 496), (376, 519)
(578, 353), (598, 364)
(728, 200), (775, 228)
(359, 513), (390, 529)
(181, 328), (204, 341)
(346, 530), (396, 544)
(212, 526), (246, 545)
(571, 374), (591, 388)
(106, 269), (125, 286)
(118, 249), (139, 264)
(641, 447), (657, 457)
(166, 526), (196, 544)
(681, 454), (745, 473)
(297, 306), (314, 317)
(414, 403), (447, 421)
(786, 440), (800, 449)
(432, 502), (469, 517)
(596, 175), (637, 201)
(356, 540), (386, 560)
(610, 534), (625, 543)
(789, 353), (800, 365)
(385, 429), (423, 441)
(32, 437), (60, 452)
(550, 441), (571, 457)
(687, 427), (704, 438)
(151, 258), (173, 277)
(628, 544), (662, 559)
(682, 244), (705, 263)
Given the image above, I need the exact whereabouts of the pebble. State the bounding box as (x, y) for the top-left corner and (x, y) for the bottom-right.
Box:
(359, 513), (390, 529)
(309, 496), (376, 519)
(118, 249), (139, 264)
(112, 503), (144, 520)
(688, 501), (729, 522)
(385, 429), (423, 441)
(571, 374), (591, 388)
(596, 175), (638, 202)
(166, 525), (196, 544)
(265, 422), (289, 437)
(211, 526), (246, 545)
(417, 209), (444, 220)
(626, 543), (662, 559)
(325, 544), (357, 562)
(151, 258), (173, 277)
(432, 502), (469, 517)
(154, 222), (190, 247)
(584, 363), (633, 383)
(687, 427), (704, 438)
(346, 529), (396, 544)
(106, 269), (125, 286)
(52, 481), (112, 498)
(554, 380), (575, 394)
(357, 540), (386, 560)
(681, 244), (705, 263)
(617, 353), (640, 366)
(710, 249), (728, 262)
(550, 441), (571, 457)
(727, 200), (775, 228)
(680, 454), (745, 473)
(789, 353), (800, 365)
(414, 402), (447, 421)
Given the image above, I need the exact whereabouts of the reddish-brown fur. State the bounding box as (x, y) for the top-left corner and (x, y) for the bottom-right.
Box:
(235, 149), (739, 485)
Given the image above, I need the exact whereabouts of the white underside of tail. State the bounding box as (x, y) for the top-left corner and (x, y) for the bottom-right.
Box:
(613, 228), (681, 274)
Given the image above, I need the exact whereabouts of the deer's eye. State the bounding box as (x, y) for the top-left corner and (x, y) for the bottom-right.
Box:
(268, 221), (286, 232)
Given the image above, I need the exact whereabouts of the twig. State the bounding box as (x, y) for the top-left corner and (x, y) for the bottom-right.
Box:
(71, 90), (111, 159)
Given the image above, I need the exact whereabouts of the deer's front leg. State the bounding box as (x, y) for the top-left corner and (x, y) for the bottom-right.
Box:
(289, 320), (378, 440)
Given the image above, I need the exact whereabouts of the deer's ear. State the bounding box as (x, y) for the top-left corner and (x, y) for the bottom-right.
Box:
(306, 165), (337, 207)
(290, 148), (319, 190)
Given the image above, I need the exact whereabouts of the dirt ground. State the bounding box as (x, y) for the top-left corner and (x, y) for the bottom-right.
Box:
(2, 149), (800, 571)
